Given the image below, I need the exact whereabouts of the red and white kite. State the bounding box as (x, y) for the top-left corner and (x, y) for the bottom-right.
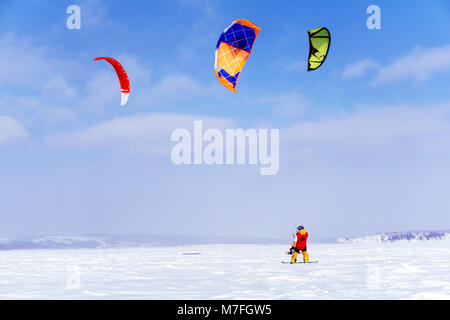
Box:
(94, 57), (130, 106)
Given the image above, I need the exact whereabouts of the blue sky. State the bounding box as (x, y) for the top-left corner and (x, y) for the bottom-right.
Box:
(0, 0), (450, 240)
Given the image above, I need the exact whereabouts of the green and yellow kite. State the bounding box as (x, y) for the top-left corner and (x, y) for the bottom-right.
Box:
(307, 27), (331, 71)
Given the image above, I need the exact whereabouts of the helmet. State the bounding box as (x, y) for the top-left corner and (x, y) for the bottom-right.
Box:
(297, 225), (304, 231)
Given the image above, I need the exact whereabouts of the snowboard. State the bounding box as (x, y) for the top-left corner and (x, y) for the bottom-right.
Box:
(281, 260), (319, 264)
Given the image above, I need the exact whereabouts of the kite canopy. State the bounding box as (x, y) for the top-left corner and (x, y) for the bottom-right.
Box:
(214, 19), (261, 92)
(307, 27), (331, 71)
(93, 57), (130, 105)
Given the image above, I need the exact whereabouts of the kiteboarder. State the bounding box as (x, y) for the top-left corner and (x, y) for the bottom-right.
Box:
(287, 226), (309, 263)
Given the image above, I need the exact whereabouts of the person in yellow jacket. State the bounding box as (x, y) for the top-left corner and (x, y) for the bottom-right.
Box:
(287, 226), (309, 263)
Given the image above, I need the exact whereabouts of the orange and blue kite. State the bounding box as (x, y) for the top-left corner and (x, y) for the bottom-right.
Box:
(214, 19), (261, 92)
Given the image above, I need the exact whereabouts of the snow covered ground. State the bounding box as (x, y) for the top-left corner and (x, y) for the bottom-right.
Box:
(0, 241), (449, 299)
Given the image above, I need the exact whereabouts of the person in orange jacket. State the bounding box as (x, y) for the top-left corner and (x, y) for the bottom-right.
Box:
(287, 225), (309, 263)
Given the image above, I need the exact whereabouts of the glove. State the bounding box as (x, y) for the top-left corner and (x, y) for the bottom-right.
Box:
(286, 246), (294, 255)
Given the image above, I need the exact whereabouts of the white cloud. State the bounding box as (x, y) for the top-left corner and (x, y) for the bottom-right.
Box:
(37, 107), (78, 125)
(78, 70), (118, 115)
(135, 74), (220, 108)
(282, 102), (450, 162)
(373, 45), (450, 84)
(342, 59), (380, 79)
(254, 92), (307, 118)
(0, 35), (154, 122)
(340, 45), (450, 84)
(42, 76), (76, 98)
(0, 115), (29, 145)
(0, 34), (85, 125)
(0, 76), (79, 126)
(0, 33), (221, 126)
(151, 74), (208, 97)
(6, 100), (450, 238)
(274, 101), (450, 235)
(0, 34), (81, 88)
(46, 113), (234, 156)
